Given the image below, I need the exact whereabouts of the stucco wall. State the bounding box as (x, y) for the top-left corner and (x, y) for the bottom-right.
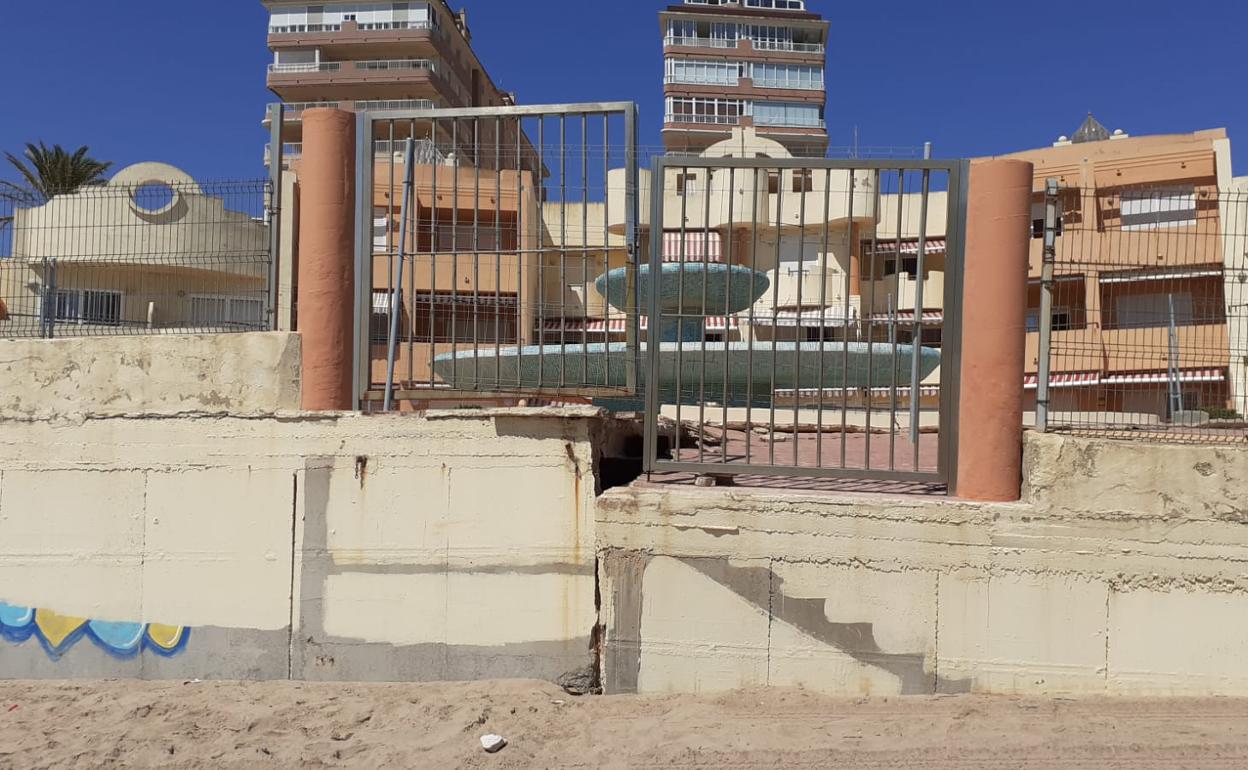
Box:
(599, 430), (1248, 697)
(0, 332), (301, 419)
(0, 409), (601, 682)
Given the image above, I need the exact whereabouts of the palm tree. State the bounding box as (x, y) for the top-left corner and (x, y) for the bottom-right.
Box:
(0, 142), (112, 206)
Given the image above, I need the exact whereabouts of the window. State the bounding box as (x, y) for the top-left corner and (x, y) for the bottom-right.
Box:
(750, 63), (823, 90)
(1120, 187), (1198, 231)
(744, 0), (805, 9)
(1111, 292), (1195, 330)
(191, 295), (264, 328)
(675, 172), (698, 196)
(665, 97), (743, 125)
(665, 58), (743, 86)
(752, 102), (823, 128)
(412, 293), (519, 344)
(792, 169), (813, 193)
(767, 172), (780, 195)
(373, 207), (390, 252)
(51, 289), (122, 325)
(1025, 308), (1079, 333)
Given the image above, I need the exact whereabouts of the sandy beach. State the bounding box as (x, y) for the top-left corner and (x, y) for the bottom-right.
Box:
(2, 679), (1247, 769)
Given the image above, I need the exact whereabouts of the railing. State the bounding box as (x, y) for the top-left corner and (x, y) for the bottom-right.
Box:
(263, 143), (303, 165)
(357, 20), (435, 31)
(268, 23), (343, 34)
(665, 114), (742, 126)
(663, 36), (737, 49)
(642, 157), (967, 490)
(372, 139), (445, 165)
(752, 40), (825, 54)
(263, 102), (341, 123)
(356, 59), (435, 72)
(268, 62), (342, 74)
(753, 115), (825, 129)
(0, 180), (275, 339)
(1034, 183), (1248, 443)
(356, 99), (436, 111)
(664, 75), (740, 87)
(753, 77), (824, 91)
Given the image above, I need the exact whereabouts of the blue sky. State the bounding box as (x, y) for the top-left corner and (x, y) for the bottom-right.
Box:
(0, 0), (1244, 182)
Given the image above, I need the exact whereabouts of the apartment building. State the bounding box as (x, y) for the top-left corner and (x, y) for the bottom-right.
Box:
(262, 0), (513, 165)
(661, 0), (830, 158)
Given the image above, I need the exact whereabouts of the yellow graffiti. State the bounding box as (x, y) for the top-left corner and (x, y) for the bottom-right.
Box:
(146, 624), (185, 651)
(33, 610), (88, 650)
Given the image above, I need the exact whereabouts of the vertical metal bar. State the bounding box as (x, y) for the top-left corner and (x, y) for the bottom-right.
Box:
(643, 157), (667, 473)
(793, 169), (808, 467)
(472, 117), (482, 385)
(1037, 178), (1060, 432)
(624, 104), (640, 395)
(889, 169), (906, 471)
(536, 118), (547, 388)
(839, 170), (854, 469)
(769, 168), (783, 466)
(267, 103), (285, 330)
(675, 165), (689, 444)
(581, 112), (590, 385)
(559, 114), (568, 388)
(602, 113), (611, 388)
(910, 168), (932, 465)
(745, 167), (760, 466)
(428, 117), (439, 388)
(352, 111), (374, 408)
(864, 169), (882, 468)
(450, 119), (460, 384)
(699, 164), (713, 464)
(406, 119), (416, 386)
(384, 138), (416, 411)
(722, 166), (735, 463)
(515, 117), (524, 388)
(815, 168), (832, 469)
(495, 115), (503, 383)
(940, 160), (971, 491)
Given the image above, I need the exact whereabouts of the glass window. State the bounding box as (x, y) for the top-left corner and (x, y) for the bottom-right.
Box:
(1120, 187), (1198, 231)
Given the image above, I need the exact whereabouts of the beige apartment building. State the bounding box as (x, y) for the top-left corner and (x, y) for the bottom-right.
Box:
(661, 0), (829, 158)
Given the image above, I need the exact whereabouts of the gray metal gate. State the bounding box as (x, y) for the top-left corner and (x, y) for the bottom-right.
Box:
(352, 102), (640, 408)
(641, 157), (969, 486)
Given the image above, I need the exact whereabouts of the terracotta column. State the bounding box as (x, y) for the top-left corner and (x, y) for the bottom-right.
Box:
(955, 159), (1033, 501)
(297, 109), (356, 411)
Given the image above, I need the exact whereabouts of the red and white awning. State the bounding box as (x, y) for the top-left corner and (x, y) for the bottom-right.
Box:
(864, 238), (947, 256)
(776, 385), (942, 398)
(1101, 369), (1226, 385)
(751, 306), (857, 327)
(1023, 372), (1101, 390)
(662, 230), (723, 263)
(541, 316), (739, 333)
(1100, 267), (1224, 285)
(866, 310), (944, 325)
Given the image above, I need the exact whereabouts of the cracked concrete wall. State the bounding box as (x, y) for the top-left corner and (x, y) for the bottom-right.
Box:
(0, 408), (600, 682)
(0, 332), (302, 420)
(599, 431), (1248, 697)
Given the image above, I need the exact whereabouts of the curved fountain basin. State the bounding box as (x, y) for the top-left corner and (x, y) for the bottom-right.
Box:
(432, 342), (941, 402)
(595, 263), (771, 316)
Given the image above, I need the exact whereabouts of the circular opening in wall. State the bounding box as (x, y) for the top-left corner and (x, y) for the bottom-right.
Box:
(131, 182), (178, 215)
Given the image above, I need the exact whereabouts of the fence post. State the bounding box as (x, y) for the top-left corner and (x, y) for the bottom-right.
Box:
(954, 159), (1033, 502)
(297, 109), (357, 411)
(267, 103), (285, 331)
(1036, 178), (1059, 432)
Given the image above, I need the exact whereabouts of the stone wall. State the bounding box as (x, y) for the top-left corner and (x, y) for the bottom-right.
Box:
(598, 431), (1248, 697)
(0, 409), (601, 682)
(0, 332), (301, 419)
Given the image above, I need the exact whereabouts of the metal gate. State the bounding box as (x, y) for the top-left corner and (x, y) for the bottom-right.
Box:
(352, 102), (640, 408)
(641, 157), (969, 486)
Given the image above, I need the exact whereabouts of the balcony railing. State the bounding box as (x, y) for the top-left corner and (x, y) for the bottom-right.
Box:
(356, 99), (436, 111)
(262, 101), (342, 123)
(263, 142), (303, 165)
(357, 20), (435, 32)
(269, 23), (342, 34)
(268, 62), (342, 74)
(753, 78), (824, 91)
(665, 114), (742, 126)
(356, 59), (435, 72)
(373, 139), (446, 165)
(663, 75), (740, 87)
(663, 36), (736, 49)
(752, 40), (825, 54)
(754, 115), (825, 129)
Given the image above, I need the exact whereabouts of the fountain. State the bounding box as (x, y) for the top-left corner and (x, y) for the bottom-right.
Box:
(432, 260), (941, 406)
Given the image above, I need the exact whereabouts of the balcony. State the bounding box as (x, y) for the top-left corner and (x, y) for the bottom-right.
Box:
(356, 59), (435, 72)
(356, 99), (436, 111)
(665, 113), (742, 126)
(261, 101), (342, 126)
(753, 77), (824, 91)
(263, 142), (303, 166)
(268, 62), (342, 74)
(663, 36), (736, 49)
(754, 115), (825, 129)
(751, 40), (825, 54)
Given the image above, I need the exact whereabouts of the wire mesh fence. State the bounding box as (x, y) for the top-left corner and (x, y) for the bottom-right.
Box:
(1035, 183), (1248, 442)
(0, 180), (272, 339)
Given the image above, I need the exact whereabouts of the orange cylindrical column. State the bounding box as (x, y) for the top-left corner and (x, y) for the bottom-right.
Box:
(955, 159), (1034, 502)
(297, 109), (356, 411)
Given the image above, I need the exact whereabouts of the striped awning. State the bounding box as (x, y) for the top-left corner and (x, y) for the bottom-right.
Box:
(663, 230), (723, 263)
(1101, 368), (1226, 385)
(864, 238), (947, 256)
(776, 385), (942, 398)
(751, 306), (857, 328)
(1099, 267), (1224, 284)
(372, 290), (396, 313)
(866, 310), (944, 325)
(541, 316), (739, 333)
(1023, 372), (1101, 390)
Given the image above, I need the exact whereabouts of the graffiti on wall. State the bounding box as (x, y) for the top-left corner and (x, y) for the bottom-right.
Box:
(0, 602), (189, 660)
